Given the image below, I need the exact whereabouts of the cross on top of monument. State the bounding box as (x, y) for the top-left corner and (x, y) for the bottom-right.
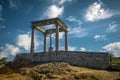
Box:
(30, 18), (68, 53)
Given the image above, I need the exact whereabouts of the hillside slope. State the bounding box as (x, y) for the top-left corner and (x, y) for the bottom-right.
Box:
(0, 62), (120, 80)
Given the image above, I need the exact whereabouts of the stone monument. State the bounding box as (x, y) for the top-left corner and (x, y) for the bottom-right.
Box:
(13, 18), (110, 69)
(30, 18), (68, 53)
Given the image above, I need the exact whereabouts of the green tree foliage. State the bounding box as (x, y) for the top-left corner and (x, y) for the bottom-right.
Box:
(0, 57), (7, 65)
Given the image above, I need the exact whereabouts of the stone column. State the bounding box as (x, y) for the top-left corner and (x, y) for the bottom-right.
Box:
(49, 33), (53, 52)
(56, 23), (59, 51)
(65, 31), (68, 51)
(30, 27), (34, 54)
(50, 34), (52, 48)
(44, 34), (47, 52)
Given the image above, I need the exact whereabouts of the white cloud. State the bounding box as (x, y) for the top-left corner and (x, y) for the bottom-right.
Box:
(0, 44), (19, 59)
(68, 26), (87, 38)
(94, 34), (101, 39)
(68, 46), (76, 51)
(66, 16), (77, 22)
(66, 16), (87, 38)
(17, 33), (31, 51)
(49, 32), (64, 39)
(59, 0), (66, 4)
(94, 34), (107, 41)
(16, 32), (40, 51)
(59, 46), (76, 51)
(0, 32), (41, 59)
(44, 5), (64, 18)
(107, 21), (118, 32)
(9, 0), (21, 9)
(42, 0), (73, 19)
(66, 16), (82, 25)
(102, 42), (120, 57)
(85, 1), (115, 21)
(59, 32), (64, 39)
(80, 47), (86, 51)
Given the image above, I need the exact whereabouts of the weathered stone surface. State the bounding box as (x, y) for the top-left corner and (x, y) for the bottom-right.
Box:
(14, 51), (110, 69)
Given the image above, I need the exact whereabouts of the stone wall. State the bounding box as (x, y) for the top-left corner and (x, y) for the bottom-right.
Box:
(14, 51), (110, 69)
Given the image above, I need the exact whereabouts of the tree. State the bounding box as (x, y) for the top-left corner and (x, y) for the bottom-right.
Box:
(0, 57), (7, 65)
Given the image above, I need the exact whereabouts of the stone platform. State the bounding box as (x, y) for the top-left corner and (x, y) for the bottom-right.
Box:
(14, 51), (110, 69)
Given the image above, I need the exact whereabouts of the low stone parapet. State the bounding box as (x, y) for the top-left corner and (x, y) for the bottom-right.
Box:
(13, 51), (110, 69)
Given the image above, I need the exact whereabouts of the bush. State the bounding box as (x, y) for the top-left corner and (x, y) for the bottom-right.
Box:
(0, 57), (7, 65)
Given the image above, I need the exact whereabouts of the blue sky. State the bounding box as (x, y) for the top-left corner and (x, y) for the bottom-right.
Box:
(0, 0), (120, 60)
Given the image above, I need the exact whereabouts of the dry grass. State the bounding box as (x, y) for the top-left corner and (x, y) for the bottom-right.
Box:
(20, 62), (120, 80)
(111, 58), (120, 70)
(0, 62), (120, 80)
(0, 66), (32, 80)
(0, 66), (14, 74)
(0, 74), (33, 80)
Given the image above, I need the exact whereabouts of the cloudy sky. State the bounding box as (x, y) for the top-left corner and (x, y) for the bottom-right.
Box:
(0, 0), (120, 60)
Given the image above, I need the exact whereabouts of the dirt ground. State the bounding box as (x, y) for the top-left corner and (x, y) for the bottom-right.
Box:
(0, 62), (120, 80)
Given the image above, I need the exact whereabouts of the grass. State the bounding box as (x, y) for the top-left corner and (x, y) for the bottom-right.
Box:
(111, 57), (120, 70)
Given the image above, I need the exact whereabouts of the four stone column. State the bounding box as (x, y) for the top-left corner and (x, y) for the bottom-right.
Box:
(30, 23), (68, 52)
